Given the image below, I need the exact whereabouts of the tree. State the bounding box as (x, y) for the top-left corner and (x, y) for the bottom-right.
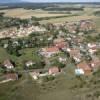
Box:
(52, 59), (66, 68)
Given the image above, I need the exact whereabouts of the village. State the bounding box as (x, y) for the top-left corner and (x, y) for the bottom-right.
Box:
(0, 19), (100, 84)
(0, 25), (46, 38)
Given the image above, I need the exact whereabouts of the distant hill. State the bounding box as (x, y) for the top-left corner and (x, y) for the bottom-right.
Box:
(0, 0), (21, 3)
(0, 2), (100, 10)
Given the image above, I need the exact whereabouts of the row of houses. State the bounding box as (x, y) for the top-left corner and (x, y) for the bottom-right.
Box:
(54, 19), (95, 34)
(30, 66), (61, 80)
(0, 19), (93, 39)
(0, 60), (18, 83)
(75, 58), (100, 75)
(0, 25), (46, 38)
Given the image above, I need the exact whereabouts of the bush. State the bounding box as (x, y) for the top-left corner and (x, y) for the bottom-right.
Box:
(42, 76), (55, 82)
(52, 59), (66, 68)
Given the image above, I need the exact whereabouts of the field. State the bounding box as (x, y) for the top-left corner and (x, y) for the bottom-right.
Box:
(0, 64), (84, 100)
(40, 7), (100, 24)
(0, 7), (100, 24)
(0, 8), (69, 19)
(40, 15), (98, 24)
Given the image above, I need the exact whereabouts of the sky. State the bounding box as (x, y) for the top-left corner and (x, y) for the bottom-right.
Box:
(22, 0), (100, 2)
(0, 0), (100, 3)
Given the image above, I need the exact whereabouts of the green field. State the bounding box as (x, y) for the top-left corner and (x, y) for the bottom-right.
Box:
(40, 15), (97, 24)
(39, 7), (100, 24)
(0, 7), (100, 24)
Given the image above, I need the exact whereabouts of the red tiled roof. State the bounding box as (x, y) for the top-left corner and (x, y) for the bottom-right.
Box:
(69, 49), (80, 57)
(49, 67), (60, 74)
(77, 61), (92, 71)
(54, 38), (65, 44)
(90, 58), (100, 68)
(80, 21), (94, 31)
(46, 47), (59, 52)
(55, 42), (68, 48)
(3, 59), (14, 67)
(5, 73), (18, 80)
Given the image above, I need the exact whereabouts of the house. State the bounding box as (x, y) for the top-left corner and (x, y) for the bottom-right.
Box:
(73, 36), (84, 44)
(88, 47), (97, 54)
(25, 60), (35, 67)
(53, 38), (65, 44)
(49, 67), (61, 75)
(90, 57), (100, 71)
(40, 47), (59, 58)
(79, 20), (94, 31)
(55, 42), (68, 50)
(75, 69), (84, 75)
(67, 48), (80, 57)
(66, 23), (78, 33)
(3, 59), (14, 69)
(76, 61), (92, 75)
(5, 73), (18, 81)
(67, 48), (82, 63)
(59, 57), (67, 63)
(53, 38), (69, 50)
(3, 44), (8, 48)
(88, 43), (97, 48)
(88, 43), (97, 54)
(30, 70), (49, 80)
(30, 71), (40, 80)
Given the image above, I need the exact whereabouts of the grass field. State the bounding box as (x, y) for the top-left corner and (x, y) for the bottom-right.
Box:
(0, 8), (69, 19)
(39, 7), (100, 24)
(40, 15), (98, 24)
(0, 7), (99, 24)
(0, 65), (82, 100)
